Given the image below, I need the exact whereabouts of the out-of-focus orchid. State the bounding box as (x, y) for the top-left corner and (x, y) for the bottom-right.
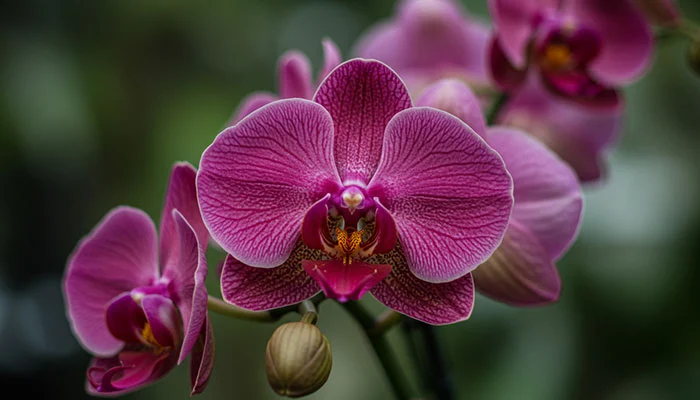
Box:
(229, 39), (342, 125)
(354, 0), (491, 97)
(63, 163), (214, 396)
(417, 79), (583, 305)
(197, 59), (514, 325)
(489, 0), (653, 108)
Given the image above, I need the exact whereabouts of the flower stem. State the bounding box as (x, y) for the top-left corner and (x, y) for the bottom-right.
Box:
(299, 300), (318, 324)
(486, 92), (509, 126)
(369, 309), (403, 336)
(404, 320), (454, 400)
(341, 301), (414, 400)
(207, 296), (278, 322)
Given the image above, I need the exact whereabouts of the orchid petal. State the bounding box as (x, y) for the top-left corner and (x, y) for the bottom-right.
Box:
(368, 107), (513, 283)
(197, 99), (342, 268)
(141, 294), (181, 349)
(303, 259), (392, 303)
(221, 241), (324, 311)
(105, 293), (147, 345)
(487, 127), (582, 259)
(473, 221), (560, 306)
(278, 50), (314, 100)
(314, 58), (412, 183)
(229, 92), (278, 126)
(86, 351), (175, 395)
(190, 318), (215, 396)
(416, 79), (487, 138)
(159, 162), (208, 272)
(369, 243), (474, 325)
(564, 0), (653, 84)
(489, 37), (529, 91)
(489, 0), (559, 68)
(319, 38), (342, 84)
(64, 207), (158, 357)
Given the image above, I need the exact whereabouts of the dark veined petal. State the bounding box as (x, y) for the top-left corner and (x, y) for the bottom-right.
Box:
(197, 99), (342, 268)
(368, 107), (513, 283)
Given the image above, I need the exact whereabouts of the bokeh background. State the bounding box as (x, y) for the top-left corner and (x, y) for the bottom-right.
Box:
(2, 0), (700, 399)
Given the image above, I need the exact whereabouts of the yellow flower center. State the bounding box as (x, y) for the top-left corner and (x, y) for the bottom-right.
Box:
(541, 44), (573, 71)
(335, 228), (364, 264)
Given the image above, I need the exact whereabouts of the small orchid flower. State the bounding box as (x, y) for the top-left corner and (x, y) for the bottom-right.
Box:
(489, 0), (653, 108)
(63, 163), (214, 396)
(354, 0), (490, 96)
(417, 79), (583, 305)
(229, 39), (342, 125)
(497, 75), (621, 182)
(197, 59), (514, 325)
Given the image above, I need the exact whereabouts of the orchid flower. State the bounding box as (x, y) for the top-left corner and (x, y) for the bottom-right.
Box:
(417, 79), (583, 305)
(63, 163), (213, 396)
(197, 59), (514, 325)
(489, 0), (653, 109)
(354, 0), (490, 97)
(229, 39), (342, 125)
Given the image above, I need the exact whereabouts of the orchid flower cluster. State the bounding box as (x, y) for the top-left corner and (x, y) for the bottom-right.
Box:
(62, 0), (698, 398)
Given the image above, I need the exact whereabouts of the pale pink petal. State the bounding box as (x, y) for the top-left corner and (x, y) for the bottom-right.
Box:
(369, 243), (474, 325)
(487, 127), (582, 259)
(473, 221), (560, 306)
(416, 79), (487, 138)
(278, 50), (314, 100)
(64, 207), (159, 357)
(159, 162), (208, 271)
(197, 99), (342, 268)
(190, 318), (215, 395)
(221, 242), (323, 311)
(564, 0), (653, 84)
(489, 0), (559, 68)
(313, 59), (412, 183)
(229, 92), (278, 126)
(368, 108), (513, 283)
(318, 38), (342, 84)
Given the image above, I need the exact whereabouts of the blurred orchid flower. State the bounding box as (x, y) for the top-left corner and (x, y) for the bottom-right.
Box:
(489, 0), (653, 109)
(63, 163), (213, 396)
(418, 79), (583, 305)
(229, 38), (342, 125)
(354, 0), (491, 97)
(197, 59), (514, 325)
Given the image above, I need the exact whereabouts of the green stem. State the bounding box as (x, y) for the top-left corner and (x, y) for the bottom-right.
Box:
(369, 309), (403, 336)
(486, 92), (509, 126)
(207, 296), (278, 322)
(299, 300), (318, 324)
(341, 302), (413, 400)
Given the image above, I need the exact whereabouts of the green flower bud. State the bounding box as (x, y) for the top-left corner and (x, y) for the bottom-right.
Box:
(265, 322), (332, 398)
(689, 38), (700, 76)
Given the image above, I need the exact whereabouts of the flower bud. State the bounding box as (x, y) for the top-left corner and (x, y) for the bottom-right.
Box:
(265, 322), (332, 398)
(689, 38), (700, 76)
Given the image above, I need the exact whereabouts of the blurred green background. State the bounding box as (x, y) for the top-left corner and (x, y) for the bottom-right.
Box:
(2, 0), (700, 399)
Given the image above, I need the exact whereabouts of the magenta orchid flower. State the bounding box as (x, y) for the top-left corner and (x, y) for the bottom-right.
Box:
(418, 79), (583, 305)
(197, 59), (514, 325)
(229, 38), (342, 125)
(354, 0), (490, 96)
(489, 0), (653, 109)
(63, 163), (214, 396)
(498, 75), (621, 182)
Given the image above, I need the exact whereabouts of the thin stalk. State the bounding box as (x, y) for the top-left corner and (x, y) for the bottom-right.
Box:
(342, 301), (414, 400)
(486, 92), (509, 126)
(207, 296), (277, 322)
(299, 300), (318, 324)
(369, 309), (403, 336)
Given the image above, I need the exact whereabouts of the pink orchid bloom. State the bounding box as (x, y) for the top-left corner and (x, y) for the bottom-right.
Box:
(355, 0), (491, 97)
(229, 39), (342, 125)
(197, 59), (514, 325)
(489, 0), (653, 109)
(63, 163), (213, 396)
(417, 79), (583, 305)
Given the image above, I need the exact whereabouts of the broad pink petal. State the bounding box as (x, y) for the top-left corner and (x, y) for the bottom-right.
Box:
(105, 293), (147, 344)
(160, 162), (208, 272)
(142, 294), (182, 349)
(499, 75), (622, 182)
(368, 108), (513, 283)
(353, 21), (405, 72)
(489, 0), (559, 68)
(489, 37), (528, 91)
(278, 50), (314, 99)
(197, 99), (342, 267)
(473, 221), (560, 306)
(319, 38), (342, 84)
(161, 210), (208, 365)
(416, 79), (487, 138)
(64, 207), (159, 357)
(369, 243), (474, 325)
(221, 241), (324, 311)
(564, 0), (653, 84)
(487, 127), (582, 259)
(303, 259), (392, 302)
(190, 318), (215, 396)
(229, 92), (278, 126)
(314, 59), (412, 183)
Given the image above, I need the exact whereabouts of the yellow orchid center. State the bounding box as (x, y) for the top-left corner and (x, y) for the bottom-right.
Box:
(336, 228), (364, 264)
(541, 43), (573, 71)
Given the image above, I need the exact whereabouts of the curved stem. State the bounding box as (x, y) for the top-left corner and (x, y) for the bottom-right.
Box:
(299, 300), (318, 324)
(341, 302), (414, 400)
(486, 92), (509, 126)
(207, 296), (278, 322)
(369, 309), (403, 336)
